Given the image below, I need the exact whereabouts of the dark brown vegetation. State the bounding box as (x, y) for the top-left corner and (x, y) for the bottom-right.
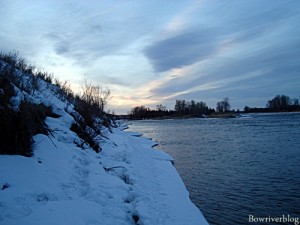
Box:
(0, 75), (53, 156)
(0, 52), (112, 156)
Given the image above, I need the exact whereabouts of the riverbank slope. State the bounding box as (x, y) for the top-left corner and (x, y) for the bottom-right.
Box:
(0, 56), (208, 224)
(0, 119), (208, 225)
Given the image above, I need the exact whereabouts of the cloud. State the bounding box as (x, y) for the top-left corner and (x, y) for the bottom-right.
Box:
(0, 0), (151, 67)
(146, 26), (300, 106)
(141, 0), (300, 108)
(144, 27), (220, 72)
(1, 0), (300, 113)
(144, 0), (299, 73)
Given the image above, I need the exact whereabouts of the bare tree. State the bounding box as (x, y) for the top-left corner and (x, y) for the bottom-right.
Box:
(81, 77), (111, 114)
(266, 95), (293, 111)
(216, 97), (231, 113)
(156, 104), (167, 111)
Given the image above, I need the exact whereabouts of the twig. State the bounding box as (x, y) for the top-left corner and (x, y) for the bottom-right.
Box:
(47, 135), (57, 148)
(103, 166), (125, 172)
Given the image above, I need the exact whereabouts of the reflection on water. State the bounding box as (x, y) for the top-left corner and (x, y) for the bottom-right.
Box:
(127, 113), (300, 225)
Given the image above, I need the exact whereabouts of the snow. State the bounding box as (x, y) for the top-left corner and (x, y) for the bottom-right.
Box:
(0, 59), (208, 225)
(0, 120), (208, 224)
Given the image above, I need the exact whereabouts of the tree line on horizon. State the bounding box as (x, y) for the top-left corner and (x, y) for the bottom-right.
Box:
(129, 95), (300, 119)
(244, 94), (300, 113)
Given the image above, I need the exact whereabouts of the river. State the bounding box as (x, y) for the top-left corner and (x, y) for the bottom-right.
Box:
(126, 113), (300, 225)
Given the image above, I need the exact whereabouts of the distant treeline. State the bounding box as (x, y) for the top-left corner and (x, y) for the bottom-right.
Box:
(129, 95), (300, 119)
(129, 100), (216, 119)
(244, 95), (300, 113)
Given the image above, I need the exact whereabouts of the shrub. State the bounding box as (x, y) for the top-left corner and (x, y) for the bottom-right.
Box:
(70, 123), (101, 153)
(0, 51), (36, 75)
(54, 80), (75, 103)
(0, 51), (19, 67)
(0, 77), (15, 107)
(0, 63), (19, 86)
(0, 101), (52, 156)
(0, 54), (39, 94)
(0, 52), (113, 155)
(0, 107), (33, 156)
(70, 78), (112, 152)
(35, 71), (54, 84)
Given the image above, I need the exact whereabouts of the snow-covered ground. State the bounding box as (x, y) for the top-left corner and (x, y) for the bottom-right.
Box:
(0, 59), (208, 225)
(0, 119), (208, 224)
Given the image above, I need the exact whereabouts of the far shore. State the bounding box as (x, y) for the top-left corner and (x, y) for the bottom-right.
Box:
(113, 110), (300, 121)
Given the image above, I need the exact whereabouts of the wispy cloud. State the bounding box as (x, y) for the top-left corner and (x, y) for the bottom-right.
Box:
(140, 0), (300, 109)
(144, 0), (298, 73)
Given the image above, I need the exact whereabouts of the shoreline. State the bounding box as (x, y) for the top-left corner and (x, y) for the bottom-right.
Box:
(125, 110), (300, 121)
(0, 117), (209, 225)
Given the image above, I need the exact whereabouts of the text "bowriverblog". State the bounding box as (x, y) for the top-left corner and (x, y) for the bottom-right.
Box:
(249, 215), (299, 225)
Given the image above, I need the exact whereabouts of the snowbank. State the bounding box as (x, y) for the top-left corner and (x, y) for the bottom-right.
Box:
(0, 118), (208, 225)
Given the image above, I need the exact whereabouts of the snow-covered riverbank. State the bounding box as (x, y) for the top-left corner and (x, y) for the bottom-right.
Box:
(0, 56), (208, 225)
(0, 117), (208, 225)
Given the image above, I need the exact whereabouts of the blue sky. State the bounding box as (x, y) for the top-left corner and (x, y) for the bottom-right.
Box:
(1, 0), (299, 113)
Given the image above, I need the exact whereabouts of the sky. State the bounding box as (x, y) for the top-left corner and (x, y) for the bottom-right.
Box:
(1, 0), (299, 114)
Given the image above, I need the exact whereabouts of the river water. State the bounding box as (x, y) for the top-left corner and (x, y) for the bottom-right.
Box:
(127, 113), (300, 225)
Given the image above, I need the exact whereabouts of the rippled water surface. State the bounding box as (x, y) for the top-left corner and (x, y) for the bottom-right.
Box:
(127, 113), (300, 225)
